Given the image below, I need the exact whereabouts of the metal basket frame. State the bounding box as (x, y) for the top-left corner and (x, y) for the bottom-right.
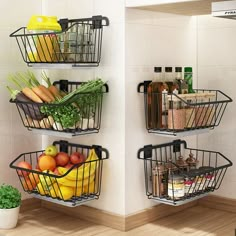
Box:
(10, 15), (109, 67)
(10, 80), (109, 137)
(138, 81), (232, 136)
(10, 140), (109, 207)
(138, 139), (232, 206)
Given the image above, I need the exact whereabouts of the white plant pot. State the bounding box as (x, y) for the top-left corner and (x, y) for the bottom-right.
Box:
(0, 206), (20, 229)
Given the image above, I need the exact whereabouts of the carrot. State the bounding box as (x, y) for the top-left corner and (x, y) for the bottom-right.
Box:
(41, 71), (61, 99)
(48, 85), (62, 99)
(38, 85), (55, 101)
(31, 86), (51, 103)
(22, 87), (43, 103)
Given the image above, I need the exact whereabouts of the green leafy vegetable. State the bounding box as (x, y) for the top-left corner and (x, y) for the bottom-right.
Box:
(0, 184), (21, 209)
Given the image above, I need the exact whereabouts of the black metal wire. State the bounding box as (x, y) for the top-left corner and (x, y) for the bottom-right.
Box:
(137, 140), (232, 205)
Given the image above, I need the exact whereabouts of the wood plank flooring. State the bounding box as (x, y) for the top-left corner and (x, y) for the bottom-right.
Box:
(0, 205), (236, 236)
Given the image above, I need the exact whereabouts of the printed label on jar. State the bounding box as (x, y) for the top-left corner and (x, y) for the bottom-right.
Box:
(168, 183), (185, 199)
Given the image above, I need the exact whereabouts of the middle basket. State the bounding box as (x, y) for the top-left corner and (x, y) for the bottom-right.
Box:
(10, 80), (109, 137)
(10, 140), (109, 207)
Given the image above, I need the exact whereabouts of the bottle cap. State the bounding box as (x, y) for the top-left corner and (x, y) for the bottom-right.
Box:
(165, 67), (172, 72)
(175, 67), (182, 72)
(184, 67), (192, 73)
(154, 67), (162, 73)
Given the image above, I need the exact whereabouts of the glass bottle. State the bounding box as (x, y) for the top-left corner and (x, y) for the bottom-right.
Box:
(147, 67), (164, 129)
(175, 67), (188, 94)
(184, 67), (195, 93)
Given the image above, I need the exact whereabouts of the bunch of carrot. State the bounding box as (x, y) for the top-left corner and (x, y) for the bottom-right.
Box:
(7, 71), (61, 103)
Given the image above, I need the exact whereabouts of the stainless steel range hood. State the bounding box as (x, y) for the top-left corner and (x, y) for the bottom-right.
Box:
(212, 0), (236, 19)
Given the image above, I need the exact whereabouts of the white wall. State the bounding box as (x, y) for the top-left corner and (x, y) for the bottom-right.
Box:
(42, 0), (126, 215)
(0, 1), (42, 198)
(196, 15), (236, 199)
(125, 9), (197, 215)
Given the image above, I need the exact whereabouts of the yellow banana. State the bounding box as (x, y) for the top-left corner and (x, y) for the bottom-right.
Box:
(58, 149), (99, 181)
(56, 174), (95, 187)
(39, 170), (56, 188)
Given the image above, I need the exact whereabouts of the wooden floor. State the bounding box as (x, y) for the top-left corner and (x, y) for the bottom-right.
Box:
(0, 205), (236, 236)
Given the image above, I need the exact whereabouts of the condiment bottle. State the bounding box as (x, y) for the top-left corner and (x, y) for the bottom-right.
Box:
(168, 172), (185, 200)
(152, 163), (168, 197)
(186, 152), (198, 170)
(175, 67), (188, 94)
(147, 67), (165, 129)
(184, 67), (195, 93)
(176, 156), (188, 173)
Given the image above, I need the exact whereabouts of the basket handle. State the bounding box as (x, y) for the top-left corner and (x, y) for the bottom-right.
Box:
(58, 15), (109, 31)
(137, 81), (152, 93)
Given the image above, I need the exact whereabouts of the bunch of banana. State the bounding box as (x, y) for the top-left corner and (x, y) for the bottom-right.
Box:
(56, 173), (95, 187)
(36, 170), (56, 196)
(57, 149), (99, 181)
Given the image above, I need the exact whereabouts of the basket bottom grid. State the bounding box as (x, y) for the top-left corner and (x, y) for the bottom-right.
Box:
(32, 193), (98, 207)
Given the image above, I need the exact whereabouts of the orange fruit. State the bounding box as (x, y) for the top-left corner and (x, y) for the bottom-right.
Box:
(28, 169), (40, 186)
(22, 177), (36, 191)
(38, 155), (56, 171)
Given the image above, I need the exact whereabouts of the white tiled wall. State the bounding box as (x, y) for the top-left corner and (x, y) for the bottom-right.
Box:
(125, 9), (197, 215)
(43, 0), (126, 215)
(196, 15), (236, 199)
(0, 1), (42, 197)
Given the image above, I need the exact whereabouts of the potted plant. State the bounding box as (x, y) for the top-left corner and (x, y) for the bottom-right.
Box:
(0, 184), (21, 229)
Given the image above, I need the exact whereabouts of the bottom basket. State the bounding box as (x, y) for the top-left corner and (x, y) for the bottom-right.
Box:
(10, 140), (109, 207)
(137, 139), (232, 206)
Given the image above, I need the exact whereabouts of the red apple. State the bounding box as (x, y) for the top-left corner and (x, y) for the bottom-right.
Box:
(17, 161), (32, 176)
(55, 152), (70, 167)
(70, 152), (86, 165)
(53, 167), (60, 175)
(64, 162), (74, 169)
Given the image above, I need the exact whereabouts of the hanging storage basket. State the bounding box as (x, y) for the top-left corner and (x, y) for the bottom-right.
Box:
(138, 81), (232, 136)
(10, 140), (109, 207)
(137, 139), (232, 206)
(9, 80), (108, 138)
(10, 15), (109, 67)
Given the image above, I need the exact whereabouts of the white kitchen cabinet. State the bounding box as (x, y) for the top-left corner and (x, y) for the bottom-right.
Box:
(126, 0), (232, 16)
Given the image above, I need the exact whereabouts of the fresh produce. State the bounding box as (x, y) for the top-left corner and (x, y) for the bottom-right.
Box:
(56, 174), (94, 188)
(17, 161), (32, 176)
(22, 177), (36, 191)
(56, 185), (74, 200)
(38, 155), (56, 171)
(39, 170), (56, 188)
(7, 87), (44, 120)
(57, 149), (98, 181)
(70, 151), (86, 165)
(28, 170), (40, 186)
(45, 145), (58, 157)
(54, 152), (70, 167)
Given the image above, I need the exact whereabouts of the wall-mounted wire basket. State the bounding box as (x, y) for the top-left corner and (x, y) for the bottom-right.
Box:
(10, 140), (109, 207)
(10, 15), (109, 67)
(137, 139), (232, 206)
(9, 80), (108, 138)
(138, 81), (232, 137)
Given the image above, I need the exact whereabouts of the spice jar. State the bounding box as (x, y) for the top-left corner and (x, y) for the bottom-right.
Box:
(168, 173), (185, 200)
(152, 163), (168, 197)
(176, 156), (188, 173)
(188, 169), (204, 192)
(186, 152), (198, 170)
(198, 166), (215, 190)
(184, 177), (195, 196)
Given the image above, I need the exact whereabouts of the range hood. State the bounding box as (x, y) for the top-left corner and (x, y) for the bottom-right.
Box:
(212, 0), (236, 19)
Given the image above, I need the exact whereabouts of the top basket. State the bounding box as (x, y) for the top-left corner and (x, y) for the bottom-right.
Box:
(138, 81), (232, 137)
(10, 15), (109, 67)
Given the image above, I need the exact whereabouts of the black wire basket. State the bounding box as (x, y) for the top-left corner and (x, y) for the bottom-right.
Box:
(9, 80), (108, 137)
(138, 81), (232, 136)
(10, 140), (109, 207)
(10, 15), (109, 67)
(138, 139), (232, 206)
